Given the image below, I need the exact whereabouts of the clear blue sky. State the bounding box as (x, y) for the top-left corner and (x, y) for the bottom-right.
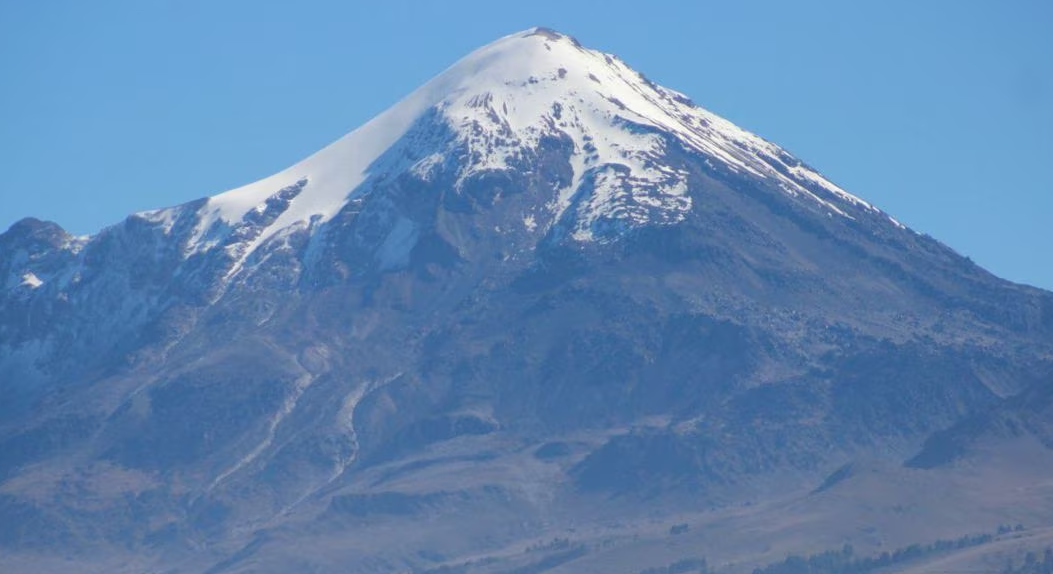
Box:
(2, 1), (1051, 288)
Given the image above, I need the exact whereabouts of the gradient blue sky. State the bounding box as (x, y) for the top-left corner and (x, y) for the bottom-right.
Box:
(2, 1), (1051, 288)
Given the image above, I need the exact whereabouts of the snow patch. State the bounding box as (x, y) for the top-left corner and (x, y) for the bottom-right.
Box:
(20, 272), (43, 289)
(136, 207), (180, 234)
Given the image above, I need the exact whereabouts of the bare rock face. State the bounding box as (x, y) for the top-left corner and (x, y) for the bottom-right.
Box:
(2, 28), (1053, 574)
(907, 378), (1053, 469)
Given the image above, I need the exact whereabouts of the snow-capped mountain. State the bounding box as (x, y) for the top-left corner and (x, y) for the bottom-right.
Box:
(121, 28), (880, 288)
(0, 28), (910, 399)
(188, 27), (877, 263)
(2, 28), (1053, 574)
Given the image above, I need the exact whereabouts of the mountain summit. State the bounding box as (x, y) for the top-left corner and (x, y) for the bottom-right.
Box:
(157, 27), (879, 281)
(2, 28), (1053, 574)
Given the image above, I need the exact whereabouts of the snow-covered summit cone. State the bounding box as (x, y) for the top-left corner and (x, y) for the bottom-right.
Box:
(175, 27), (890, 278)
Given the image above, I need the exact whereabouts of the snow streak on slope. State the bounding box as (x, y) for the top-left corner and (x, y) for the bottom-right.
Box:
(169, 28), (887, 275)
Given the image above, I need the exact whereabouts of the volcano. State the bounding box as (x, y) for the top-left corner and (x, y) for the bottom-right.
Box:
(2, 27), (1052, 574)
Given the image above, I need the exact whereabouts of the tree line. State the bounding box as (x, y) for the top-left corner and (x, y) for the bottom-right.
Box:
(750, 526), (1022, 574)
